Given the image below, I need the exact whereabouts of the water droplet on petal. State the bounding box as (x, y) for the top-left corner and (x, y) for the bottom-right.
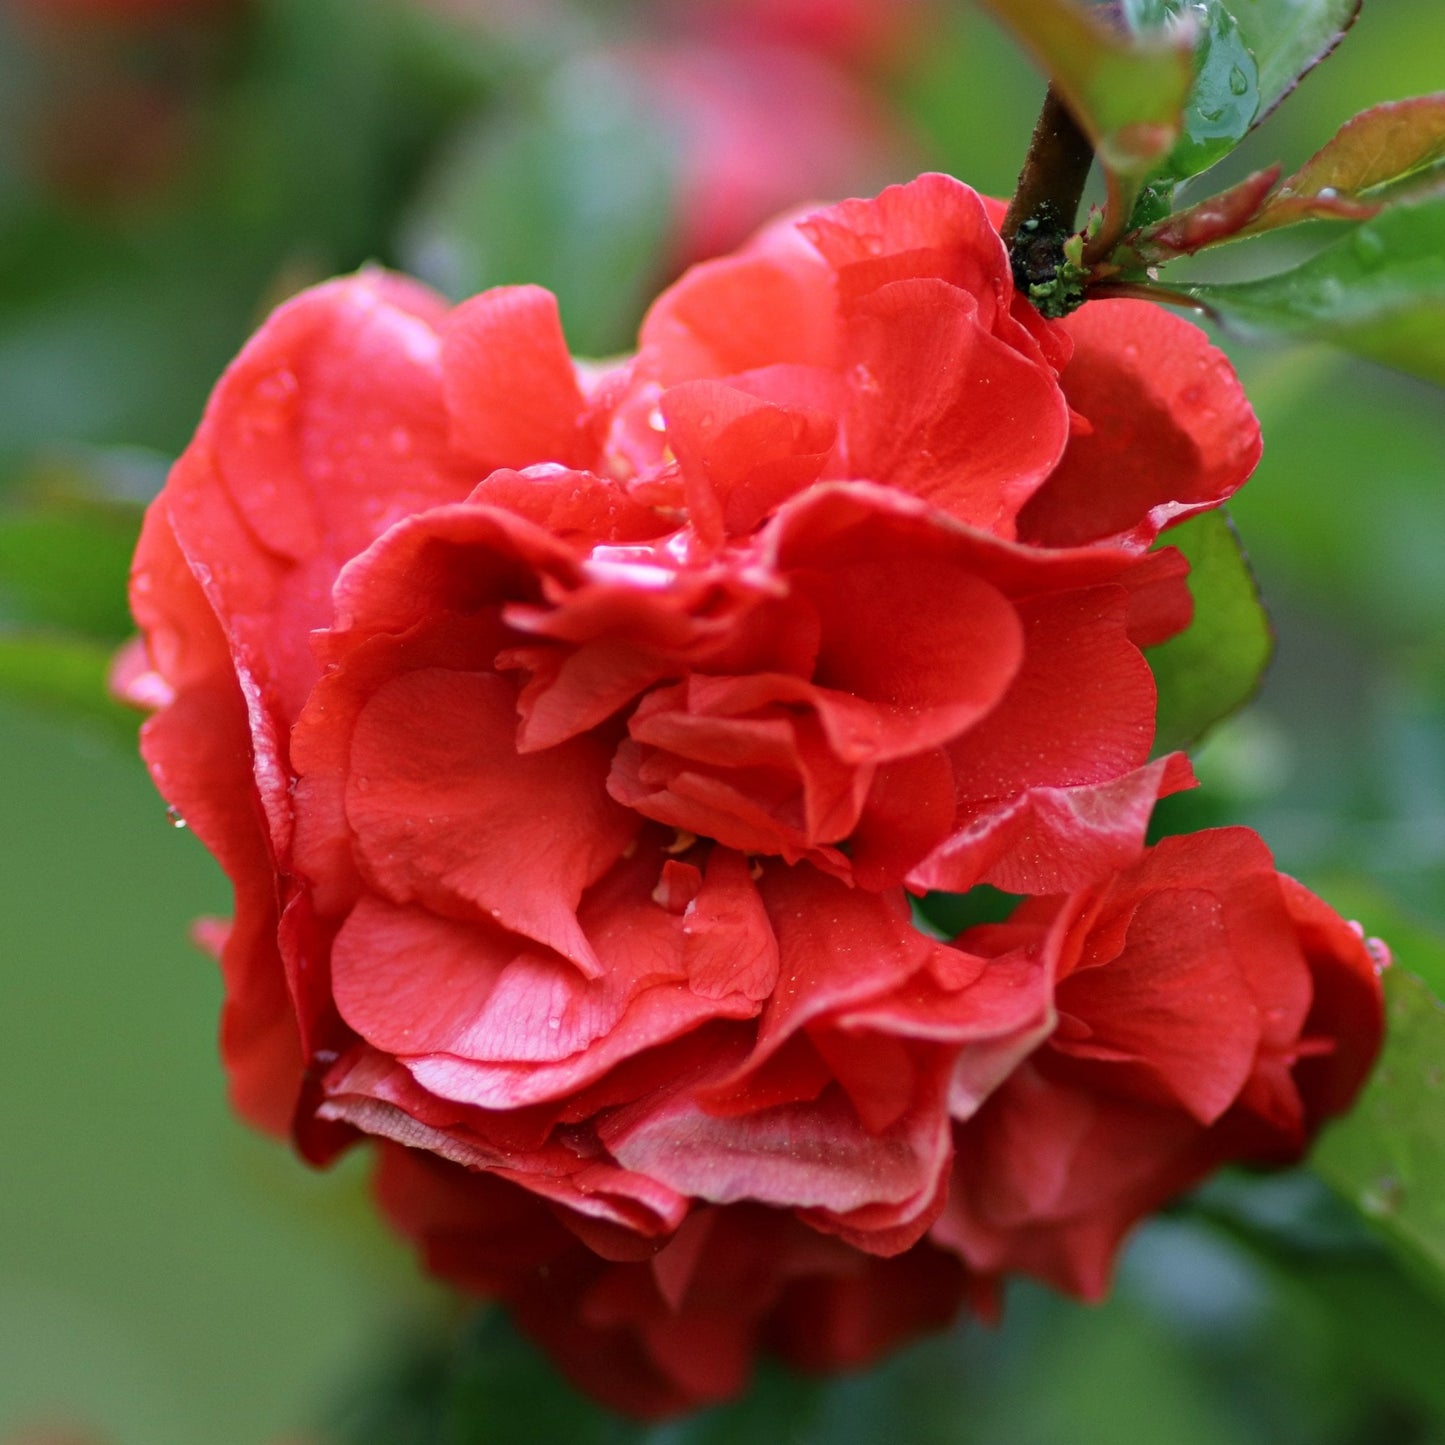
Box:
(547, 1016), (562, 1031)
(166, 805), (188, 830)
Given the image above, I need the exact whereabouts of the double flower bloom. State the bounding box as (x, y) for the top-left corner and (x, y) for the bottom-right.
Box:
(123, 173), (1384, 1417)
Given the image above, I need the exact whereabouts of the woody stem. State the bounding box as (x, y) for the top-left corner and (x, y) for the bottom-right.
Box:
(1000, 85), (1096, 294)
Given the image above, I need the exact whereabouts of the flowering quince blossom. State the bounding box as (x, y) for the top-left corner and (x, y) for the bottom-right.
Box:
(934, 829), (1387, 1306)
(119, 173), (1382, 1417)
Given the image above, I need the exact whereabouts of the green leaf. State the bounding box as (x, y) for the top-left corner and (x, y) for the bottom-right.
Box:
(1178, 195), (1445, 385)
(0, 493), (144, 640)
(401, 57), (677, 357)
(0, 631), (137, 737)
(1146, 510), (1273, 755)
(1227, 0), (1361, 121)
(1125, 0), (1260, 182)
(1313, 962), (1445, 1304)
(978, 0), (1196, 179)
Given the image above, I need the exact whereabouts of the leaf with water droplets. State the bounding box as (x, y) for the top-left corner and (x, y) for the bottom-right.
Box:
(1146, 510), (1272, 756)
(1176, 194), (1445, 386)
(1228, 0), (1361, 122)
(1314, 951), (1445, 1304)
(1124, 0), (1260, 182)
(979, 0), (1196, 180)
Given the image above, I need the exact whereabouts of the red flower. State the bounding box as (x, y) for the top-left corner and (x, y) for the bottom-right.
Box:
(121, 176), (1289, 1411)
(623, 173), (1260, 547)
(375, 1142), (977, 1417)
(931, 829), (1387, 1300)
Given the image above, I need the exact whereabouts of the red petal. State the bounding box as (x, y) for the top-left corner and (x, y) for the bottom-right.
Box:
(945, 586), (1157, 802)
(1056, 886), (1262, 1124)
(769, 488), (1027, 754)
(838, 277), (1068, 534)
(441, 285), (595, 472)
(346, 668), (635, 971)
(1018, 299), (1261, 548)
(1278, 874), (1386, 1124)
(662, 378), (836, 544)
(605, 1079), (949, 1224)
(800, 173), (1012, 320)
(166, 272), (474, 729)
(913, 754), (1197, 896)
(638, 235), (836, 384)
(130, 507), (301, 1134)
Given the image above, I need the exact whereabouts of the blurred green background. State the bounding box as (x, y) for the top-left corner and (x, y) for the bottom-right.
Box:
(2, 1), (1443, 1441)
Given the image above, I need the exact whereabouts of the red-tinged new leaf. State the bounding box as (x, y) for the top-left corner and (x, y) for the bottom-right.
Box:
(1238, 94), (1445, 237)
(1132, 165), (1281, 261)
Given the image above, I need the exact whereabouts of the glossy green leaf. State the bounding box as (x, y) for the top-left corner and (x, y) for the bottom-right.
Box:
(401, 58), (677, 357)
(1228, 0), (1361, 121)
(1125, 0), (1260, 181)
(1314, 961), (1445, 1303)
(1146, 510), (1273, 755)
(979, 0), (1195, 178)
(1178, 196), (1445, 385)
(0, 632), (136, 736)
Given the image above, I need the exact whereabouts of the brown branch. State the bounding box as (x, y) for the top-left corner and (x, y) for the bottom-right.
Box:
(1000, 86), (1095, 249)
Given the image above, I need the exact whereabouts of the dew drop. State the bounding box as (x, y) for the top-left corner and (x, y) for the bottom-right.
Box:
(1228, 65), (1250, 96)
(166, 805), (188, 830)
(547, 1016), (562, 1031)
(256, 369), (298, 404)
(248, 370), (298, 434)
